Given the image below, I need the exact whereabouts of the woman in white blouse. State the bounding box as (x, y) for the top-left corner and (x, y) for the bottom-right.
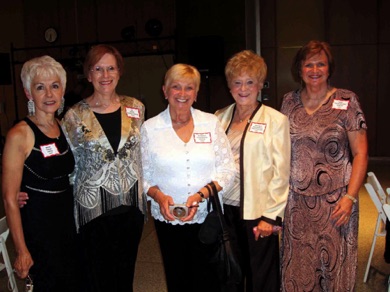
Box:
(141, 63), (236, 292)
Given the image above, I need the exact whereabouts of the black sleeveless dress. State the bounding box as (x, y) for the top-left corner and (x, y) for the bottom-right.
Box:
(20, 118), (80, 292)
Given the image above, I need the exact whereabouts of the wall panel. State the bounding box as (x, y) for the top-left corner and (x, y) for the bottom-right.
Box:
(175, 0), (245, 66)
(327, 0), (377, 44)
(331, 45), (377, 155)
(22, 0), (175, 47)
(96, 0), (136, 42)
(260, 0), (388, 156)
(276, 0), (325, 46)
(276, 47), (299, 104)
(260, 48), (278, 108)
(74, 0), (98, 43)
(116, 54), (174, 120)
(379, 0), (390, 43)
(24, 1), (60, 47)
(377, 45), (390, 156)
(259, 0), (275, 48)
(59, 1), (78, 44)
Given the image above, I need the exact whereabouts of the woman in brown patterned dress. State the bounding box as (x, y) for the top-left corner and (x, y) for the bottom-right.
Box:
(280, 40), (368, 291)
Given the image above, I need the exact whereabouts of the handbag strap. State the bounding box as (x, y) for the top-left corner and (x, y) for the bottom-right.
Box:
(207, 181), (228, 232)
(206, 197), (212, 212)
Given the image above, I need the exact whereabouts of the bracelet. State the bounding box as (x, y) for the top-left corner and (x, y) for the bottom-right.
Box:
(344, 194), (357, 204)
(197, 191), (206, 202)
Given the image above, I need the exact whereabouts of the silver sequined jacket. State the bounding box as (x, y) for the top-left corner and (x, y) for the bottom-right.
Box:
(62, 96), (147, 231)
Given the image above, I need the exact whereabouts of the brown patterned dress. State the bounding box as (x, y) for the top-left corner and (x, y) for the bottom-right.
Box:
(280, 88), (367, 291)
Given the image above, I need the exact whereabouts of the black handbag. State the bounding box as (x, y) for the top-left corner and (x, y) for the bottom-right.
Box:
(199, 181), (242, 285)
(199, 198), (222, 245)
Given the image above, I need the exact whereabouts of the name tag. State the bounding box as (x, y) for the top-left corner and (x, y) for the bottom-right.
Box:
(40, 143), (60, 158)
(249, 122), (266, 134)
(125, 107), (141, 119)
(193, 132), (212, 143)
(332, 99), (349, 110)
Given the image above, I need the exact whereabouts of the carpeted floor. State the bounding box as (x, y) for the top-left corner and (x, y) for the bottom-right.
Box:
(355, 159), (390, 292)
(0, 159), (389, 291)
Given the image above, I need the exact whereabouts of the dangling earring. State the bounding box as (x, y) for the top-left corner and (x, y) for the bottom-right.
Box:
(27, 99), (35, 116)
(57, 96), (65, 115)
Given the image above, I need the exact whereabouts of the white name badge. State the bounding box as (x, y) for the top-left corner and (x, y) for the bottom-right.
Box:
(332, 99), (349, 110)
(193, 132), (212, 143)
(125, 107), (141, 119)
(40, 143), (60, 158)
(249, 122), (267, 134)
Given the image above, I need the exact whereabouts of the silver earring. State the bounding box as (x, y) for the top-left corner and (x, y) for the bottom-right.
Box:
(28, 99), (35, 116)
(57, 96), (65, 115)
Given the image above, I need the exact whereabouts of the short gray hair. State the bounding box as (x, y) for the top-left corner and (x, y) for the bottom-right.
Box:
(21, 55), (67, 95)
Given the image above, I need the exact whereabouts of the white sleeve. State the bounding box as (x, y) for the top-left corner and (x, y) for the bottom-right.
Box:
(212, 119), (236, 194)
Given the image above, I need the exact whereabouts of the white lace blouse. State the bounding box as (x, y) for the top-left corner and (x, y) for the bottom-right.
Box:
(141, 106), (236, 225)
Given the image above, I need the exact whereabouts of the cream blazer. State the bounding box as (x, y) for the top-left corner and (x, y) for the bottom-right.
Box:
(215, 103), (291, 221)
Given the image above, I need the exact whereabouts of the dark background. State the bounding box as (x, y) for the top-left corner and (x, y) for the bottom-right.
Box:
(0, 0), (388, 157)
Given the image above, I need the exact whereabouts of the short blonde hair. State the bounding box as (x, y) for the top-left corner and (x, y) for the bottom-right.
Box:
(21, 55), (67, 95)
(164, 63), (201, 92)
(225, 50), (267, 87)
